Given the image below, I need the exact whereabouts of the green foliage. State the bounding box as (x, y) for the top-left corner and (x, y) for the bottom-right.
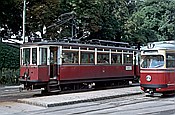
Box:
(0, 42), (20, 69)
(16, 0), (131, 41)
(1, 0), (175, 45)
(0, 0), (22, 36)
(0, 68), (19, 85)
(0, 42), (19, 84)
(126, 0), (175, 44)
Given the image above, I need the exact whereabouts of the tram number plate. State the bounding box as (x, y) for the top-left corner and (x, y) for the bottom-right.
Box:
(125, 66), (132, 71)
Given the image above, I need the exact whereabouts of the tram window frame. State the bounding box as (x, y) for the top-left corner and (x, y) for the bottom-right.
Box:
(141, 55), (164, 68)
(81, 51), (95, 64)
(166, 53), (175, 68)
(123, 53), (133, 65)
(97, 52), (109, 64)
(111, 53), (122, 65)
(40, 48), (47, 65)
(32, 48), (37, 65)
(23, 48), (30, 65)
(62, 50), (79, 64)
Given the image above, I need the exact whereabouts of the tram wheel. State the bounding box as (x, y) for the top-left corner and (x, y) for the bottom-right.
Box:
(41, 89), (49, 95)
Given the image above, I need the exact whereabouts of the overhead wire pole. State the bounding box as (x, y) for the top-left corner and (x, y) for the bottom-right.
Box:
(22, 0), (26, 43)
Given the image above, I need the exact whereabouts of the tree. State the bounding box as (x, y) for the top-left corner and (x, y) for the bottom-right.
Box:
(125, 0), (175, 45)
(19, 0), (133, 42)
(58, 0), (131, 41)
(0, 0), (22, 39)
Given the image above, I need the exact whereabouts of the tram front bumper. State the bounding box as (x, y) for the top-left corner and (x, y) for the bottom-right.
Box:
(140, 84), (167, 88)
(19, 78), (48, 90)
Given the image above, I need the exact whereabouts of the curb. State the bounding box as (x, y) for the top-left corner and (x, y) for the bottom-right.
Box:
(18, 91), (143, 107)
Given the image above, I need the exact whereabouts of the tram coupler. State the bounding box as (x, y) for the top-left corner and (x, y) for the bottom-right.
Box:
(145, 89), (154, 96)
(19, 84), (24, 92)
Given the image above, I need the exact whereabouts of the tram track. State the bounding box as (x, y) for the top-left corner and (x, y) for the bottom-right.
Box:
(34, 93), (161, 115)
(64, 94), (161, 115)
(0, 88), (41, 102)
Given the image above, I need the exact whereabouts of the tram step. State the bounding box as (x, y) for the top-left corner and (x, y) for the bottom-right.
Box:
(49, 83), (59, 87)
(50, 89), (61, 93)
(49, 80), (58, 84)
(49, 85), (61, 92)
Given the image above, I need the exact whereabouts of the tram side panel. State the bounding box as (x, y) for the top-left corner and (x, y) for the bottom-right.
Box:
(20, 66), (49, 82)
(59, 65), (135, 82)
(38, 65), (50, 81)
(166, 70), (175, 91)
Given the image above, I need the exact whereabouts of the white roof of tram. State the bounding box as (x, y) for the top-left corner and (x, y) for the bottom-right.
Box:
(21, 39), (138, 51)
(141, 40), (175, 51)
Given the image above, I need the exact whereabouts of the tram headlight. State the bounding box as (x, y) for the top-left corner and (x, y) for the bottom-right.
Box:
(24, 73), (28, 78)
(146, 75), (152, 82)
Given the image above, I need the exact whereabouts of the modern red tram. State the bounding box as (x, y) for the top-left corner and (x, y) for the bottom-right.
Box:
(140, 41), (175, 95)
(19, 39), (140, 93)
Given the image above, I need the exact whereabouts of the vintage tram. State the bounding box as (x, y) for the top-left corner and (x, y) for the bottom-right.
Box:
(140, 41), (175, 96)
(19, 39), (139, 93)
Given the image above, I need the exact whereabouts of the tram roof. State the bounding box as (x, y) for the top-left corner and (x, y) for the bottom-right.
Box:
(20, 39), (137, 51)
(141, 40), (175, 51)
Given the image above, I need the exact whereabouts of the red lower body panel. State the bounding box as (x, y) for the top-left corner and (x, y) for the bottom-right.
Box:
(59, 65), (135, 82)
(140, 69), (175, 93)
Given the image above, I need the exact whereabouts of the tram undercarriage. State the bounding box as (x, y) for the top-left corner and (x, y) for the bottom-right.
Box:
(19, 77), (135, 94)
(141, 85), (175, 96)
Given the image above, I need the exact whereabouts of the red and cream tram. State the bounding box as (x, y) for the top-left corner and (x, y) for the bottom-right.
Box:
(140, 41), (175, 96)
(19, 39), (139, 93)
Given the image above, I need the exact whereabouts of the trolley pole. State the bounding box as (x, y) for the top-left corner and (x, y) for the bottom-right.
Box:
(22, 0), (26, 43)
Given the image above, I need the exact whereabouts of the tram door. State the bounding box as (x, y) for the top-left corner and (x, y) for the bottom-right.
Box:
(50, 47), (58, 79)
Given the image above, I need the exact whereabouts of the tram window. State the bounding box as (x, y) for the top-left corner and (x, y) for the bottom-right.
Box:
(32, 48), (37, 65)
(81, 52), (94, 64)
(141, 55), (164, 68)
(97, 53), (109, 64)
(166, 53), (175, 68)
(98, 48), (103, 51)
(111, 54), (122, 64)
(124, 54), (133, 65)
(117, 50), (122, 52)
(50, 50), (57, 64)
(40, 48), (47, 65)
(62, 51), (78, 64)
(81, 47), (87, 50)
(89, 48), (94, 50)
(63, 46), (70, 49)
(23, 48), (30, 65)
(72, 46), (79, 49)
